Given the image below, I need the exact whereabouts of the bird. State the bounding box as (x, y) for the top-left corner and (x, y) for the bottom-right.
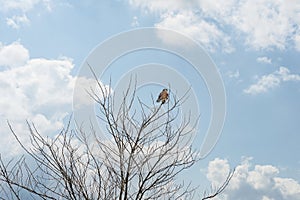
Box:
(156, 89), (169, 104)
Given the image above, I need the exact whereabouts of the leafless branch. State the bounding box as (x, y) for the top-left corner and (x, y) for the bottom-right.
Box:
(202, 168), (235, 200)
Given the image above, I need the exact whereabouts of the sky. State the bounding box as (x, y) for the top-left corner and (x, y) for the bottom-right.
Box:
(0, 0), (300, 199)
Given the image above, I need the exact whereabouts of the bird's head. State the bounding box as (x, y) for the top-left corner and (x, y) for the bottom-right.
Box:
(163, 89), (168, 91)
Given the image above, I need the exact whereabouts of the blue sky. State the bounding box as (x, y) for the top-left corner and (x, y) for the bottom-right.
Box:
(0, 0), (300, 199)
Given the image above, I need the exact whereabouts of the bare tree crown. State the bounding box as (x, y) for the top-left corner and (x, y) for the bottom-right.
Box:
(0, 76), (234, 200)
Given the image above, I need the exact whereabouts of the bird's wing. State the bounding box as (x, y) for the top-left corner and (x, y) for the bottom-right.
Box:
(158, 93), (161, 99)
(156, 92), (162, 101)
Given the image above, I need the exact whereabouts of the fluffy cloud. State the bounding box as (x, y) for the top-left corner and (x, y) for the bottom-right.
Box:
(0, 41), (29, 68)
(244, 67), (300, 95)
(0, 41), (111, 157)
(0, 41), (75, 156)
(206, 158), (231, 187)
(155, 11), (234, 53)
(274, 177), (300, 199)
(206, 157), (300, 200)
(129, 0), (300, 51)
(129, 0), (234, 52)
(228, 0), (298, 50)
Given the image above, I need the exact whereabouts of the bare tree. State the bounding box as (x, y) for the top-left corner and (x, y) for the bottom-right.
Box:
(0, 75), (234, 199)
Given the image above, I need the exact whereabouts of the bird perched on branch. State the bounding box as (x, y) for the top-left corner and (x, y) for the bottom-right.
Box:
(156, 89), (169, 104)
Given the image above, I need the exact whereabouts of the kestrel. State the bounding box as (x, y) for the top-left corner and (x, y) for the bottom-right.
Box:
(156, 89), (169, 104)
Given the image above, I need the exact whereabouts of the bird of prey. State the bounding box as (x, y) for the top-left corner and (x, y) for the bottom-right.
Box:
(156, 89), (169, 104)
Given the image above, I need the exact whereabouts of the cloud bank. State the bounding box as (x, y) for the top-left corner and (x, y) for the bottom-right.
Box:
(128, 0), (300, 52)
(206, 157), (300, 200)
(0, 41), (75, 156)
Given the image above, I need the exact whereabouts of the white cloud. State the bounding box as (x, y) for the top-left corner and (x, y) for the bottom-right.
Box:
(257, 56), (272, 64)
(206, 157), (300, 200)
(247, 165), (279, 190)
(128, 0), (300, 51)
(197, 0), (237, 19)
(128, 0), (195, 13)
(0, 41), (75, 156)
(0, 41), (29, 68)
(6, 14), (30, 29)
(274, 177), (300, 199)
(0, 0), (40, 12)
(155, 11), (234, 53)
(276, 67), (300, 82)
(198, 0), (300, 50)
(72, 76), (111, 109)
(206, 158), (231, 187)
(0, 41), (111, 157)
(0, 0), (57, 28)
(244, 67), (300, 95)
(228, 0), (297, 50)
(244, 74), (280, 95)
